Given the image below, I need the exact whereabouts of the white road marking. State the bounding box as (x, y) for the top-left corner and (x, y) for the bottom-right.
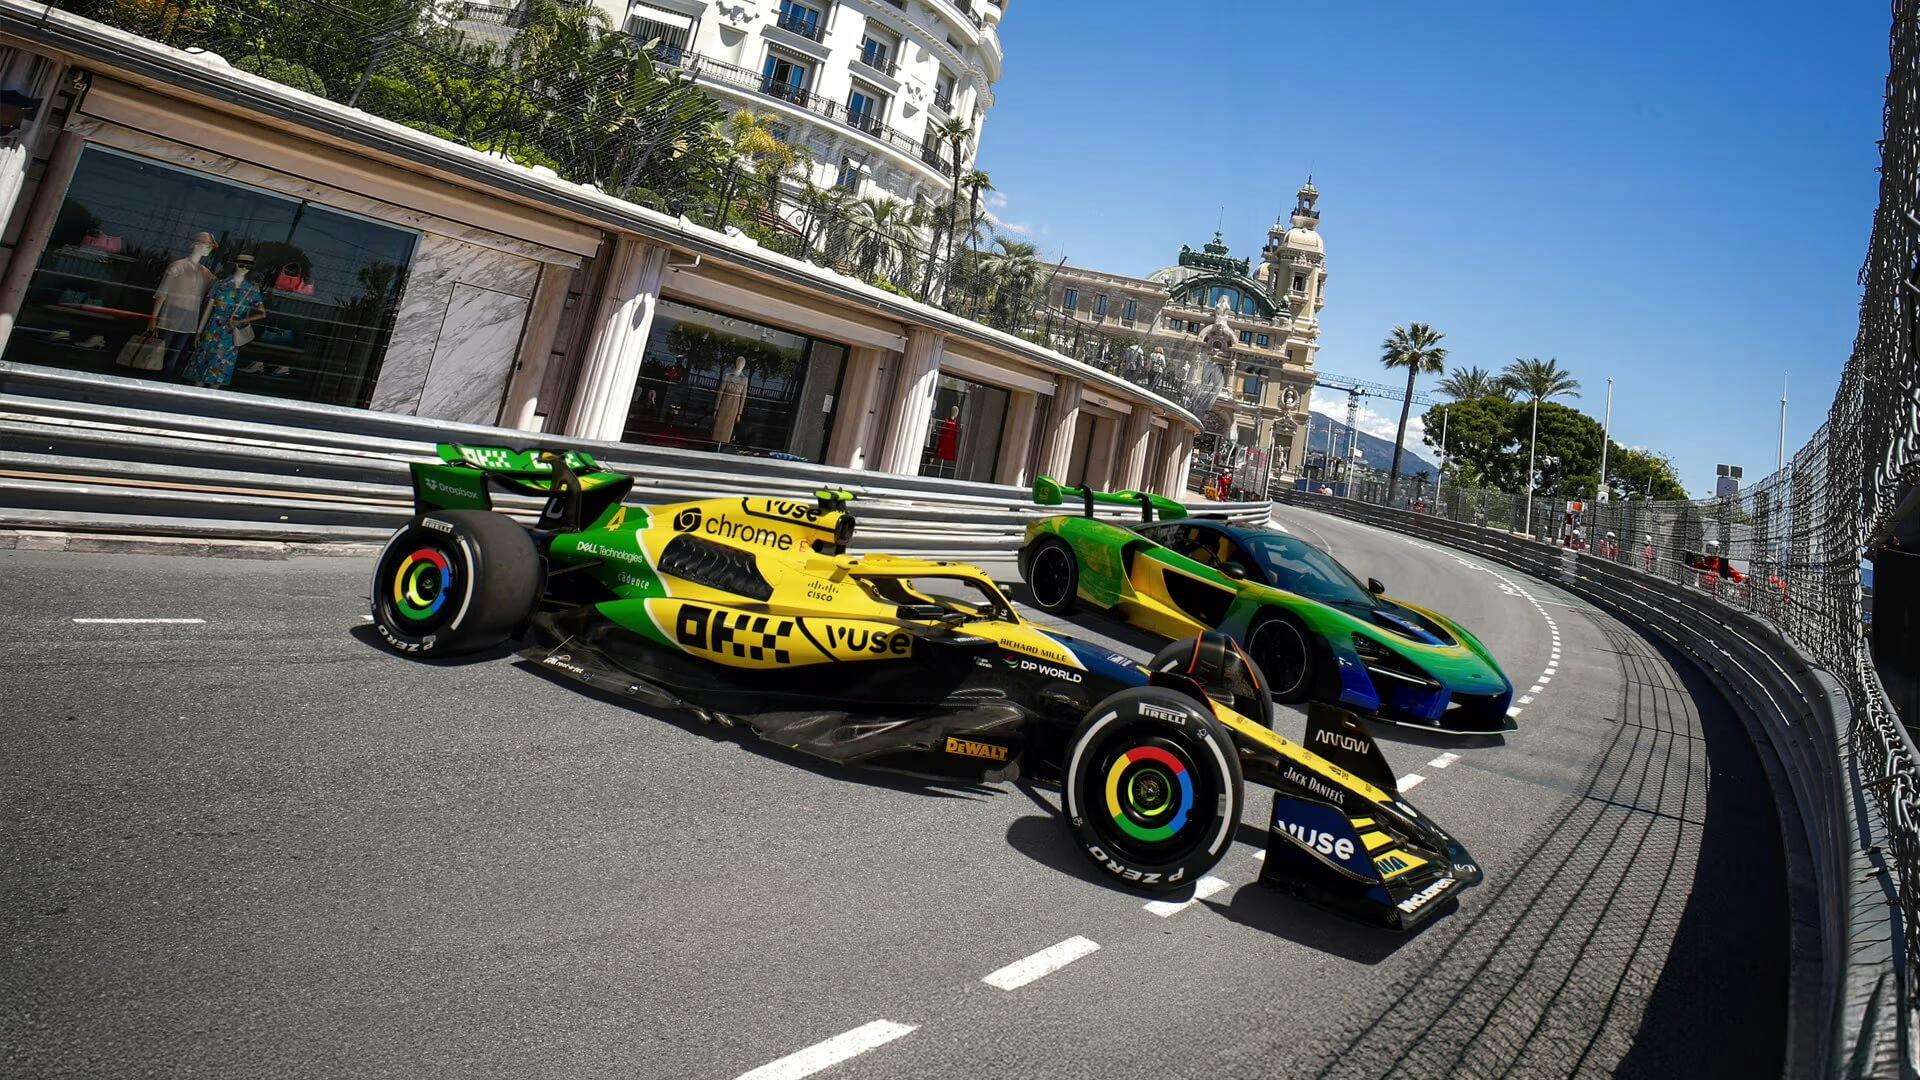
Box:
(735, 1020), (917, 1080)
(982, 936), (1100, 990)
(1428, 752), (1460, 769)
(361, 614), (375, 621)
(1507, 706), (1523, 717)
(71, 618), (205, 624)
(1252, 849), (1267, 860)
(1545, 665), (1558, 674)
(1529, 684), (1545, 693)
(1399, 773), (1426, 791)
(1143, 875), (1230, 917)
(1518, 695), (1535, 705)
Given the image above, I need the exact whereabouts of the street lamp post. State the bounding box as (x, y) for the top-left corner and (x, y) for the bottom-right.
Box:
(1597, 377), (1613, 503)
(1434, 406), (1450, 507)
(1523, 394), (1539, 535)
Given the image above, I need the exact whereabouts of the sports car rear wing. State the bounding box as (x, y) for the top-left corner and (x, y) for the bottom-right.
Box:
(1032, 476), (1188, 523)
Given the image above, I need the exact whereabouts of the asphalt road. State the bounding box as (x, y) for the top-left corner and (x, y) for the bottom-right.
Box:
(0, 506), (1788, 1079)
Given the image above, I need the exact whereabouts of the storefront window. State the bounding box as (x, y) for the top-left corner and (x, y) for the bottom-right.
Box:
(624, 298), (846, 462)
(920, 373), (1009, 483)
(2, 146), (415, 408)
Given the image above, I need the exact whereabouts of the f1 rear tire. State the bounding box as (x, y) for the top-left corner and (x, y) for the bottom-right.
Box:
(1023, 537), (1080, 615)
(371, 510), (540, 657)
(1063, 687), (1244, 893)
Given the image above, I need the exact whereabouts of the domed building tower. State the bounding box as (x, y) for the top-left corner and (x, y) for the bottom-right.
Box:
(1260, 178), (1327, 478)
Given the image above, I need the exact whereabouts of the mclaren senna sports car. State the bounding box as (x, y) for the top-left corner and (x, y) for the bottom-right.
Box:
(1019, 478), (1515, 735)
(366, 442), (1484, 928)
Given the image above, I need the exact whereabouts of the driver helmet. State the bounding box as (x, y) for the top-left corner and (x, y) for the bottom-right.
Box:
(1643, 534), (1652, 543)
(1707, 539), (1720, 549)
(1606, 531), (1616, 538)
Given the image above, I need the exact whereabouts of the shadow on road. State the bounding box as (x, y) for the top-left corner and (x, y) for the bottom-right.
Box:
(1202, 888), (1426, 966)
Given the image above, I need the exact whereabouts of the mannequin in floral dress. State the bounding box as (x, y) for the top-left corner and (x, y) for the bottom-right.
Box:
(180, 253), (266, 389)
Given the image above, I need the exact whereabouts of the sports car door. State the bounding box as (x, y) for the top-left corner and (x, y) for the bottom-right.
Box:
(1124, 525), (1240, 639)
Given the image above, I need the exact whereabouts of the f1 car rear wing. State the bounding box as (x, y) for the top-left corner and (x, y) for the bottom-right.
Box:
(1032, 475), (1188, 523)
(411, 442), (633, 531)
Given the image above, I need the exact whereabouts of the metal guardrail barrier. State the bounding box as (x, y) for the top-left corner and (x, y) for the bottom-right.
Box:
(0, 361), (1270, 553)
(1275, 489), (1896, 1078)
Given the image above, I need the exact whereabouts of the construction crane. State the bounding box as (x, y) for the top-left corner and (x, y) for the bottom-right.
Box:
(1306, 371), (1442, 491)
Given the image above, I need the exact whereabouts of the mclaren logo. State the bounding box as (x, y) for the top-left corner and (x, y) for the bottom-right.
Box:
(673, 507), (703, 531)
(945, 736), (1009, 762)
(1314, 729), (1372, 755)
(1274, 817), (1355, 862)
(542, 653), (586, 676)
(1396, 877), (1455, 915)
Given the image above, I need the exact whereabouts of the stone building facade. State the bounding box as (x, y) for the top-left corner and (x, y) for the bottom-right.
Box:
(1042, 181), (1328, 483)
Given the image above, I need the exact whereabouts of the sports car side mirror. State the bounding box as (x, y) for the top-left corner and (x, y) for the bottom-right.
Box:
(1221, 562), (1249, 581)
(1367, 577), (1386, 595)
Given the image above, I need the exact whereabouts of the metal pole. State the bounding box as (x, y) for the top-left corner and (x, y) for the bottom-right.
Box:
(1343, 388), (1362, 500)
(1523, 395), (1538, 535)
(1778, 372), (1787, 472)
(1434, 407), (1449, 508)
(1598, 377), (1613, 502)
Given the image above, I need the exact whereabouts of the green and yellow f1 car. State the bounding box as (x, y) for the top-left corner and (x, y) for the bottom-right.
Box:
(1018, 478), (1515, 735)
(366, 443), (1483, 928)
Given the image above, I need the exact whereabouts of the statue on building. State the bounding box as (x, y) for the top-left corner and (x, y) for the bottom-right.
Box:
(1199, 294), (1237, 356)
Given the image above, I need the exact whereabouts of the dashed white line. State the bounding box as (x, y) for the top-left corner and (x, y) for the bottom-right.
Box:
(1428, 752), (1460, 770)
(1507, 705), (1523, 717)
(71, 618), (205, 624)
(982, 936), (1100, 990)
(1399, 773), (1426, 791)
(734, 1020), (917, 1080)
(1143, 875), (1230, 917)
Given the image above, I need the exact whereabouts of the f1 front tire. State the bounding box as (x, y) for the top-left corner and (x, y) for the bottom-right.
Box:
(1063, 687), (1244, 893)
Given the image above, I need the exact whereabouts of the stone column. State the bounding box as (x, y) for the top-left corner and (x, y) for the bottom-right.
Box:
(825, 345), (885, 469)
(1118, 407), (1154, 490)
(1083, 415), (1123, 490)
(563, 237), (669, 443)
(994, 389), (1040, 487)
(1035, 376), (1083, 481)
(1175, 430), (1196, 497)
(874, 328), (944, 475)
(0, 127), (81, 349)
(498, 261), (573, 431)
(0, 56), (64, 264)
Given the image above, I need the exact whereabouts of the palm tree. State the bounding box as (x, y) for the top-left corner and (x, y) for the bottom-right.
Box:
(929, 117), (973, 287)
(1500, 357), (1581, 533)
(1380, 323), (1448, 496)
(978, 236), (1041, 330)
(708, 110), (801, 230)
(1437, 365), (1505, 401)
(848, 196), (917, 283)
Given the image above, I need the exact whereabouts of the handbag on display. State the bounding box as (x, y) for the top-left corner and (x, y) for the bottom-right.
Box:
(233, 323), (256, 348)
(80, 229), (123, 254)
(272, 264), (315, 295)
(259, 326), (296, 347)
(114, 330), (165, 372)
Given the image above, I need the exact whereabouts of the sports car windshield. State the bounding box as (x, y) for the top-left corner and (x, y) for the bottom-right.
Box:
(1239, 530), (1376, 607)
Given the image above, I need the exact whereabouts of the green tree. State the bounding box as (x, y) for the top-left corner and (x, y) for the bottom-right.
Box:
(929, 117), (974, 287)
(978, 236), (1042, 332)
(1607, 446), (1688, 500)
(1500, 357), (1581, 505)
(1437, 365), (1506, 401)
(1421, 395), (1519, 488)
(848, 196), (917, 283)
(1380, 323), (1447, 494)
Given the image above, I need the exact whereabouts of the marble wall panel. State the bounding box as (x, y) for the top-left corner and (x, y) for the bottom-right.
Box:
(368, 232), (541, 416)
(413, 283), (531, 425)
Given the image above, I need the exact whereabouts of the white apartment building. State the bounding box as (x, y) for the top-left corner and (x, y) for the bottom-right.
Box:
(601, 0), (1007, 203)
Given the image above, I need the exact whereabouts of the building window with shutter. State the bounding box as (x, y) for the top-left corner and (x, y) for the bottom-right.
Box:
(1063, 288), (1078, 312)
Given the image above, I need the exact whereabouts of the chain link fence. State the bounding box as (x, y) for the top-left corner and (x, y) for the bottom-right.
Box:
(1295, 3), (1920, 1046)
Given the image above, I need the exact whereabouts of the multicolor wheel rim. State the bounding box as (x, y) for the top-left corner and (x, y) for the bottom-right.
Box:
(391, 547), (452, 622)
(1103, 744), (1194, 844)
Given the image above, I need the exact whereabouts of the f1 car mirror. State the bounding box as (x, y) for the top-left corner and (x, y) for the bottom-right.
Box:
(1367, 577), (1387, 595)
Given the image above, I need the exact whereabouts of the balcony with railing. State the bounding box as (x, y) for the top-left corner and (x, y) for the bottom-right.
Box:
(855, 46), (898, 78)
(933, 86), (955, 110)
(774, 9), (826, 42)
(661, 51), (952, 177)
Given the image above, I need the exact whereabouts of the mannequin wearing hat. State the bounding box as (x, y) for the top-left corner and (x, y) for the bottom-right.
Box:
(149, 230), (216, 378)
(178, 253), (266, 390)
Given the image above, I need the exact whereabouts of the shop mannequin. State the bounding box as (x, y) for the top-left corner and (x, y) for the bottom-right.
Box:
(179, 253), (266, 390)
(149, 230), (216, 378)
(710, 355), (748, 445)
(935, 404), (960, 462)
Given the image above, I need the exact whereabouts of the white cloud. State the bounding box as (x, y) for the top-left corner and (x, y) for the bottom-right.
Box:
(1312, 405), (1426, 449)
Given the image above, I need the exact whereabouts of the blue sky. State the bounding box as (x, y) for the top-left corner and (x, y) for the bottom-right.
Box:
(978, 1), (1888, 495)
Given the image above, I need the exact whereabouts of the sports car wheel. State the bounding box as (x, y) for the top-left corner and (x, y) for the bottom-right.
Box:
(1064, 687), (1244, 893)
(1246, 613), (1315, 705)
(1025, 537), (1080, 614)
(371, 510), (540, 657)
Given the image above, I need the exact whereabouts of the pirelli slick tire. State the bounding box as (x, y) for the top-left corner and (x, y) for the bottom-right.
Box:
(1023, 537), (1080, 615)
(372, 510), (540, 657)
(1064, 687), (1244, 893)
(1244, 612), (1318, 706)
(1149, 633), (1276, 730)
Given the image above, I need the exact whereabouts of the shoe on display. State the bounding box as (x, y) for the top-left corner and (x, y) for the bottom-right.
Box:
(268, 365), (291, 376)
(237, 361), (265, 374)
(76, 335), (106, 350)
